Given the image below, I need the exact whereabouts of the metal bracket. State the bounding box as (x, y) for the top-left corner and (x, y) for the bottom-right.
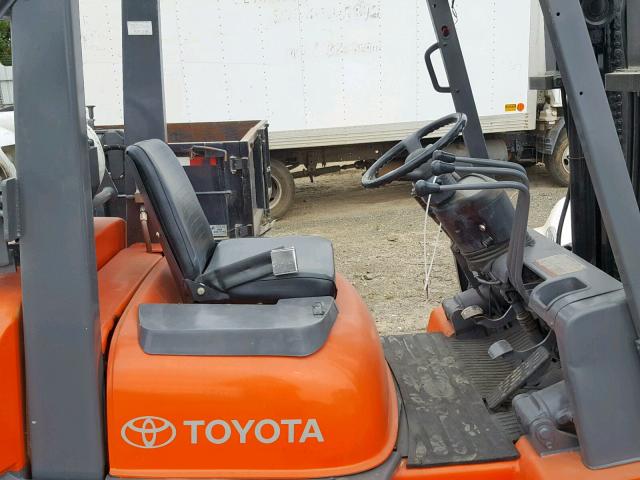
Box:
(190, 145), (228, 164)
(605, 69), (640, 93)
(529, 71), (563, 90)
(233, 224), (251, 237)
(271, 246), (299, 276)
(230, 156), (247, 173)
(0, 177), (19, 271)
(477, 305), (517, 330)
(1, 177), (19, 240)
(513, 381), (579, 455)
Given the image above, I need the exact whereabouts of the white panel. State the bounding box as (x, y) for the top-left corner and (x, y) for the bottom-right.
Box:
(455, 0), (532, 116)
(379, 0), (421, 123)
(490, 0), (532, 113)
(340, 1), (384, 127)
(159, 0), (189, 121)
(80, 0), (123, 126)
(415, 0), (451, 121)
(79, 0), (534, 145)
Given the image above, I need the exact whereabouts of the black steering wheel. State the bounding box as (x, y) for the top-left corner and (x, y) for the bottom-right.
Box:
(361, 113), (467, 188)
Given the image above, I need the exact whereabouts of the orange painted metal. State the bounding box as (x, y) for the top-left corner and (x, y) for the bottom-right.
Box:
(4, 215), (640, 479)
(393, 458), (518, 480)
(0, 222), (156, 474)
(107, 263), (398, 479)
(426, 306), (455, 336)
(98, 244), (162, 352)
(94, 217), (126, 269)
(0, 273), (26, 474)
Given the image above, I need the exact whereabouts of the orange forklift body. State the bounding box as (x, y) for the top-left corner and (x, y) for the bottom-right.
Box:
(0, 272), (26, 474)
(103, 256), (640, 480)
(0, 217), (162, 473)
(8, 0), (640, 478)
(107, 263), (398, 479)
(4, 221), (640, 479)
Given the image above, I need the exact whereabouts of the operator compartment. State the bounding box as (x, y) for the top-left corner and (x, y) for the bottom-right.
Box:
(405, 147), (640, 470)
(106, 262), (397, 478)
(106, 139), (397, 478)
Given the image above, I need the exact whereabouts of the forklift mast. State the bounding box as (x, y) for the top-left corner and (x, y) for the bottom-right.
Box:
(539, 0), (640, 339)
(566, 0), (640, 278)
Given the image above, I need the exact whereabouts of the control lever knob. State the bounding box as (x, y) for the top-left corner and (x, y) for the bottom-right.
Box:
(433, 150), (457, 163)
(414, 179), (441, 197)
(432, 160), (456, 175)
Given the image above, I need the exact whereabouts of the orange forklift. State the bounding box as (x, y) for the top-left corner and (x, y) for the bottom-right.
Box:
(2, 1), (640, 479)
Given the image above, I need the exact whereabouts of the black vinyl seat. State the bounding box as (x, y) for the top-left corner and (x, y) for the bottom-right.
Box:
(127, 139), (336, 302)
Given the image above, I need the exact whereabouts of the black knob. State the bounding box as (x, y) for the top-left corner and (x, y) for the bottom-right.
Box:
(414, 180), (441, 197)
(432, 160), (456, 175)
(433, 150), (457, 163)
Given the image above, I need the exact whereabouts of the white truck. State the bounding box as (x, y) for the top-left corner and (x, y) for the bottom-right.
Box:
(76, 0), (566, 217)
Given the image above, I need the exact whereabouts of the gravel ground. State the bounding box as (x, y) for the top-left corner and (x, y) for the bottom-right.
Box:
(270, 164), (565, 335)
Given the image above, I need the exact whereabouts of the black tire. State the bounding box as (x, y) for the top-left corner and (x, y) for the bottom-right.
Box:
(545, 130), (570, 187)
(0, 151), (15, 181)
(269, 159), (295, 219)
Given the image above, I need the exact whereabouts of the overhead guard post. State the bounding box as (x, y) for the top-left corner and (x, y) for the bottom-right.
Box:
(539, 0), (640, 345)
(12, 0), (106, 478)
(423, 0), (489, 159)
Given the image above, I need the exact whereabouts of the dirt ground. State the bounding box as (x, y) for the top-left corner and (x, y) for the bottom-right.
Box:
(270, 164), (565, 335)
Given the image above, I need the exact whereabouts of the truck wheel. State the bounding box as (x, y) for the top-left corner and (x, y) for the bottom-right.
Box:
(545, 130), (570, 187)
(0, 149), (15, 181)
(269, 160), (295, 219)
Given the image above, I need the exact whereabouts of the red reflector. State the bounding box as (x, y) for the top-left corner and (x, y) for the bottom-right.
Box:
(517, 103), (526, 112)
(190, 155), (204, 166)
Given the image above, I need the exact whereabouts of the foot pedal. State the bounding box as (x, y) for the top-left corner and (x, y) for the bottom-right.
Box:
(488, 339), (513, 360)
(486, 347), (550, 410)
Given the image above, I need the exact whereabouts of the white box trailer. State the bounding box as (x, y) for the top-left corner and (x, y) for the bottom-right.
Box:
(78, 0), (566, 216)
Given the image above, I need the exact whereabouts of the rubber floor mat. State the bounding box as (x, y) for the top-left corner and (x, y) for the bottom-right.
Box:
(446, 327), (534, 397)
(382, 333), (519, 467)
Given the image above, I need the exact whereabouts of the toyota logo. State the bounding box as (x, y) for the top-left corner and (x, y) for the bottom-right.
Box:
(121, 416), (176, 449)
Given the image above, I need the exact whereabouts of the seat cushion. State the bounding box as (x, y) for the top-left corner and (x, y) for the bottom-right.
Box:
(207, 236), (336, 301)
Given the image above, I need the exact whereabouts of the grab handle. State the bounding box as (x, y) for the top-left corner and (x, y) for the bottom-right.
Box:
(425, 42), (451, 94)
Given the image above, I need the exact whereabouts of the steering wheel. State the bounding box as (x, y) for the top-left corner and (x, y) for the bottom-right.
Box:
(361, 113), (467, 188)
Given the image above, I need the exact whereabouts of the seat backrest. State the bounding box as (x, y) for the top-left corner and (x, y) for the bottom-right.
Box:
(127, 139), (215, 282)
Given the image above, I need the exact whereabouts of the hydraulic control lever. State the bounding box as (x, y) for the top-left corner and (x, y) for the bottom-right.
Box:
(431, 149), (527, 174)
(431, 161), (529, 185)
(415, 152), (531, 298)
